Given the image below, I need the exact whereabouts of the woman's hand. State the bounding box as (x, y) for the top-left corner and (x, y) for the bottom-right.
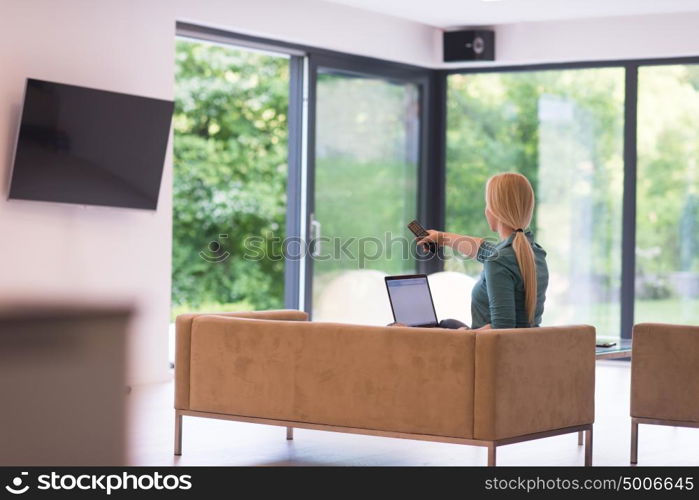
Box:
(416, 229), (442, 251)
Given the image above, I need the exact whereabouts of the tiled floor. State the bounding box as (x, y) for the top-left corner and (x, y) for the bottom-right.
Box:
(127, 360), (699, 466)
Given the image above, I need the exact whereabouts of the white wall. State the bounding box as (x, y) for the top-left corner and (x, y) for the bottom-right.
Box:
(0, 0), (176, 385)
(0, 0), (437, 385)
(175, 0), (438, 67)
(442, 11), (699, 69)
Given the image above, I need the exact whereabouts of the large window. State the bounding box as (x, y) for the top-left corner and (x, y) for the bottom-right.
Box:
(446, 69), (625, 335)
(173, 24), (699, 340)
(636, 64), (699, 324)
(172, 38), (290, 317)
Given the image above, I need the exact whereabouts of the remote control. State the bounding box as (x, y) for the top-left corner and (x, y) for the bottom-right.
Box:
(407, 220), (437, 254)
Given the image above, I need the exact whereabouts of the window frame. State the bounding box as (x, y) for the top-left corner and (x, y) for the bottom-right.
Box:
(175, 22), (436, 316)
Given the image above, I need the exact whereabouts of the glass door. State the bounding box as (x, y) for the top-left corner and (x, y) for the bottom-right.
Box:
(305, 61), (425, 324)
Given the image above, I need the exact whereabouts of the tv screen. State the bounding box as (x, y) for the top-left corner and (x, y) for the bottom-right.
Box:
(8, 78), (173, 210)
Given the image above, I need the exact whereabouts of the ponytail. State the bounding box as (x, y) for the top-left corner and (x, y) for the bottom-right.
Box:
(512, 230), (537, 325)
(485, 173), (538, 325)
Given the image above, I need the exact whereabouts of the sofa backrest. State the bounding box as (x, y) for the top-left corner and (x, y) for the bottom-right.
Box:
(183, 316), (477, 439)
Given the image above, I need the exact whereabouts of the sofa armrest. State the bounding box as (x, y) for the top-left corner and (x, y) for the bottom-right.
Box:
(631, 323), (699, 422)
(175, 310), (308, 410)
(473, 325), (596, 440)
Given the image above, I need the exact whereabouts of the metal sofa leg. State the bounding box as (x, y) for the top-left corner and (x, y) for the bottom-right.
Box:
(487, 443), (497, 466)
(174, 412), (183, 456)
(286, 427), (294, 440)
(584, 426), (593, 466)
(631, 419), (638, 465)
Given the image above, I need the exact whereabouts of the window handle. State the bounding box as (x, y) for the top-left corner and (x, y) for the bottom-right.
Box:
(309, 213), (322, 257)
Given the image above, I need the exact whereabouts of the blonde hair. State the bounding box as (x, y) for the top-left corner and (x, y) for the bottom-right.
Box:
(485, 172), (537, 325)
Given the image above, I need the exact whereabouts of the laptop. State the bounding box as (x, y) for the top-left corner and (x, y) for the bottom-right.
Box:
(384, 274), (439, 327)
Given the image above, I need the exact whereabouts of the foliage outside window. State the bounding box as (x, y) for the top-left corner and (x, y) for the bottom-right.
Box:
(636, 64), (699, 324)
(172, 39), (289, 318)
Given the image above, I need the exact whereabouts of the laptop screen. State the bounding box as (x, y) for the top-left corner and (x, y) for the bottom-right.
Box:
(385, 275), (438, 327)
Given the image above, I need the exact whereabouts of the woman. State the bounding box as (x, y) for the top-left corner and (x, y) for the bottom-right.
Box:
(418, 172), (548, 330)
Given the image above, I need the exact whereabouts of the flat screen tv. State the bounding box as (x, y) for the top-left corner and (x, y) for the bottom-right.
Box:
(8, 78), (174, 210)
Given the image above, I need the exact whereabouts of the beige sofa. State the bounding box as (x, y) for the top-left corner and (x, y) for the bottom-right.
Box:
(631, 323), (699, 464)
(174, 310), (596, 465)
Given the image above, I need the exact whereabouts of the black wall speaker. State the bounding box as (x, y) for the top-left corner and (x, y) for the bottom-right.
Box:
(443, 30), (495, 62)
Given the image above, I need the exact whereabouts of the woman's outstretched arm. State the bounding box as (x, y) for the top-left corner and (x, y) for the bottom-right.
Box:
(416, 230), (483, 260)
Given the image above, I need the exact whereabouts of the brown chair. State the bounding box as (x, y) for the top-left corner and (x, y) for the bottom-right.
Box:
(174, 310), (596, 465)
(630, 323), (699, 464)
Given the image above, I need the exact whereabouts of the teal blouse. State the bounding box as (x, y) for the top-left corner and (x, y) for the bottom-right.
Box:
(470, 231), (548, 329)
